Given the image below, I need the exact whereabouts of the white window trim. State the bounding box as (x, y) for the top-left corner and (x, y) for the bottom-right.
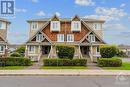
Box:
(93, 23), (102, 30)
(31, 22), (38, 30)
(71, 21), (81, 31)
(96, 46), (100, 55)
(57, 34), (64, 42)
(36, 34), (43, 42)
(88, 34), (95, 42)
(67, 34), (74, 42)
(50, 21), (60, 31)
(28, 46), (35, 54)
(0, 45), (5, 53)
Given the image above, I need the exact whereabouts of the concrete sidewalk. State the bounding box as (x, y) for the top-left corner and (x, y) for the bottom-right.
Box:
(0, 70), (130, 76)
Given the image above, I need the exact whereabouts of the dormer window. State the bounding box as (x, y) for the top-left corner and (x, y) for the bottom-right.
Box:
(51, 21), (60, 31)
(88, 34), (95, 42)
(36, 34), (43, 42)
(31, 22), (38, 30)
(71, 21), (81, 31)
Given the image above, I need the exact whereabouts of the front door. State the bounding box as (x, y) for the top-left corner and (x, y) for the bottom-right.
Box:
(81, 46), (90, 55)
(42, 46), (51, 55)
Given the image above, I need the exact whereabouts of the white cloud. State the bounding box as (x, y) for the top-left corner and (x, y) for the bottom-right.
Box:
(104, 23), (126, 30)
(15, 8), (27, 13)
(75, 0), (95, 6)
(84, 15), (114, 21)
(36, 11), (45, 16)
(32, 0), (39, 3)
(86, 7), (127, 21)
(96, 7), (127, 17)
(120, 3), (126, 8)
(55, 12), (61, 17)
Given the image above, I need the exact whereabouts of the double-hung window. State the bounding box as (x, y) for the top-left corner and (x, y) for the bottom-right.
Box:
(0, 45), (4, 52)
(28, 46), (35, 54)
(71, 21), (81, 31)
(57, 34), (64, 42)
(88, 34), (95, 42)
(51, 21), (60, 31)
(93, 23), (101, 30)
(31, 22), (38, 30)
(36, 34), (43, 42)
(67, 34), (74, 42)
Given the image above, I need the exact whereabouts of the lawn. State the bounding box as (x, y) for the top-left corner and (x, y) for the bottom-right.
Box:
(0, 66), (28, 70)
(103, 62), (130, 70)
(41, 66), (87, 69)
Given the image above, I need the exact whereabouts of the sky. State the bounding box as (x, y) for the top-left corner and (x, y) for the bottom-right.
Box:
(1, 0), (130, 45)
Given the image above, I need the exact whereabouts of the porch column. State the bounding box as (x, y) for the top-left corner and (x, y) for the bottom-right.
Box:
(38, 45), (41, 53)
(78, 45), (82, 59)
(25, 45), (28, 57)
(90, 45), (93, 62)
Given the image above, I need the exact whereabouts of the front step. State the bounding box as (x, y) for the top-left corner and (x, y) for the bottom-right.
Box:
(82, 55), (92, 63)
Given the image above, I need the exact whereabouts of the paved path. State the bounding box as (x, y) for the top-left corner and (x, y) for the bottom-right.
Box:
(26, 58), (43, 69)
(87, 63), (102, 70)
(0, 76), (129, 87)
(121, 58), (130, 62)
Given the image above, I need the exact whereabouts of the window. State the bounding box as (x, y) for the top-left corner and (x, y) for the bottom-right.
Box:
(0, 22), (2, 29)
(93, 23), (101, 30)
(71, 21), (81, 31)
(0, 45), (4, 52)
(36, 34), (43, 42)
(28, 46), (35, 53)
(51, 21), (60, 31)
(88, 34), (95, 42)
(128, 51), (130, 56)
(97, 46), (100, 52)
(67, 34), (74, 42)
(57, 34), (64, 42)
(31, 22), (38, 30)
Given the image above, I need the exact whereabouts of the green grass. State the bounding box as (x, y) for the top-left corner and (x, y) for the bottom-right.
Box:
(103, 62), (130, 70)
(0, 66), (28, 70)
(42, 66), (87, 69)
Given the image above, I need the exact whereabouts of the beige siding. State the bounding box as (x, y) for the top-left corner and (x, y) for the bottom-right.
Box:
(29, 21), (46, 38)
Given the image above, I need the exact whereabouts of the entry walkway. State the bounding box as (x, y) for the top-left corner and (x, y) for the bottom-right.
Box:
(87, 63), (102, 70)
(26, 57), (43, 69)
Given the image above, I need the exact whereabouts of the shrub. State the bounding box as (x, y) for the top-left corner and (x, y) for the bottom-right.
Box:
(56, 45), (75, 60)
(0, 57), (31, 66)
(97, 58), (122, 67)
(10, 52), (21, 57)
(100, 45), (118, 58)
(16, 45), (25, 57)
(43, 58), (87, 66)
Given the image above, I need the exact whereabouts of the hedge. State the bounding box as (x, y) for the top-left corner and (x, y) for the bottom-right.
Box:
(0, 57), (31, 66)
(56, 45), (75, 60)
(43, 58), (87, 66)
(100, 45), (118, 58)
(97, 58), (122, 67)
(10, 52), (21, 57)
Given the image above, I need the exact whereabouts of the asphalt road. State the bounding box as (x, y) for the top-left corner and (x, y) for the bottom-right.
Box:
(0, 76), (130, 87)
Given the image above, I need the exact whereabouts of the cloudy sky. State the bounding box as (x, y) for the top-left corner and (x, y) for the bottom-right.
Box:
(2, 0), (130, 45)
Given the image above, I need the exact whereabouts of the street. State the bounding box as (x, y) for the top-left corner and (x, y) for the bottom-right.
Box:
(0, 76), (129, 87)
